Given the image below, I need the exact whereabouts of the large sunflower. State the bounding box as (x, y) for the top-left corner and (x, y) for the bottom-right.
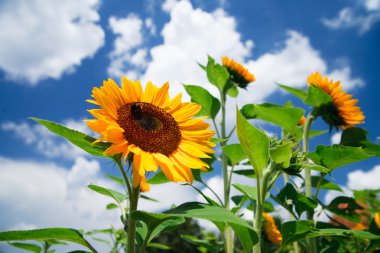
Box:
(222, 56), (255, 88)
(307, 72), (365, 128)
(86, 77), (215, 191)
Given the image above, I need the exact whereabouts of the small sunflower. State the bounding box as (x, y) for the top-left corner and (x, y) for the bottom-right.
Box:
(262, 213), (282, 246)
(298, 115), (307, 126)
(307, 72), (365, 129)
(222, 56), (255, 88)
(86, 77), (215, 192)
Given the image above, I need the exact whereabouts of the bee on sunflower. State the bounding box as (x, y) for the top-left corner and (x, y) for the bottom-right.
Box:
(86, 77), (215, 191)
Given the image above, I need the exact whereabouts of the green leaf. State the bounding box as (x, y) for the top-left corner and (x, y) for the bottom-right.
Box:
(277, 83), (307, 100)
(0, 228), (98, 253)
(206, 55), (230, 92)
(183, 84), (221, 119)
(227, 85), (239, 97)
(236, 109), (270, 176)
(147, 170), (170, 184)
(233, 184), (258, 201)
(161, 202), (258, 251)
(270, 141), (293, 168)
(232, 169), (256, 178)
(222, 144), (247, 165)
(31, 118), (111, 158)
(309, 130), (328, 138)
(275, 183), (317, 218)
(326, 196), (364, 223)
(281, 220), (314, 246)
(306, 164), (330, 173)
(306, 228), (380, 240)
(304, 84), (332, 107)
(147, 242), (171, 250)
(106, 203), (119, 210)
(9, 242), (41, 253)
(311, 176), (342, 192)
(240, 103), (304, 134)
(341, 127), (380, 156)
(182, 235), (222, 252)
(140, 194), (159, 203)
(106, 174), (124, 186)
(88, 184), (126, 204)
(308, 145), (372, 170)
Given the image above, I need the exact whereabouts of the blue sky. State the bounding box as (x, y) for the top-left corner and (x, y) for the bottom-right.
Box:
(0, 0), (379, 251)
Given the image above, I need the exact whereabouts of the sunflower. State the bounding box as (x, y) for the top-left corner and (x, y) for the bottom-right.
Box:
(262, 213), (282, 246)
(222, 56), (255, 88)
(375, 212), (380, 228)
(86, 77), (215, 192)
(307, 72), (365, 129)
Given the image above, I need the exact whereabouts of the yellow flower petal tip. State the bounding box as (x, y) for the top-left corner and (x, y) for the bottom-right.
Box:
(87, 76), (215, 191)
(263, 213), (282, 246)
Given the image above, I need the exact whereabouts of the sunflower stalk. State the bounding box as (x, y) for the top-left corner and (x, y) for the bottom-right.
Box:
(302, 113), (317, 253)
(220, 92), (235, 253)
(127, 185), (140, 253)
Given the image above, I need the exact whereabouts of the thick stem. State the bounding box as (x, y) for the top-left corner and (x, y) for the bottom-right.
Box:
(302, 113), (317, 253)
(127, 186), (140, 253)
(220, 93), (234, 253)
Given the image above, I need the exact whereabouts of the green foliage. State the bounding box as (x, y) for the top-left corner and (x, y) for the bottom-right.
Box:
(236, 108), (270, 176)
(183, 84), (221, 119)
(311, 176), (343, 192)
(308, 145), (373, 170)
(273, 183), (317, 218)
(0, 228), (98, 252)
(87, 184), (126, 204)
(206, 55), (230, 93)
(341, 127), (380, 156)
(31, 118), (111, 158)
(9, 242), (41, 253)
(241, 103), (304, 135)
(222, 143), (247, 166)
(270, 140), (293, 168)
(304, 84), (332, 107)
(326, 196), (364, 223)
(277, 83), (307, 100)
(233, 184), (259, 201)
(281, 220), (314, 246)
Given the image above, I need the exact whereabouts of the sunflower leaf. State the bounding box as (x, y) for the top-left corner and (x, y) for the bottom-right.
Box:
(311, 176), (342, 192)
(0, 228), (98, 253)
(236, 108), (270, 176)
(222, 143), (247, 166)
(206, 55), (230, 93)
(240, 103), (304, 135)
(304, 84), (332, 107)
(280, 220), (315, 246)
(183, 84), (221, 119)
(9, 242), (41, 253)
(31, 118), (111, 158)
(277, 83), (307, 100)
(308, 145), (373, 170)
(87, 184), (126, 204)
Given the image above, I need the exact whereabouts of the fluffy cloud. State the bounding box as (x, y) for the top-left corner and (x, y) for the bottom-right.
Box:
(322, 2), (380, 34)
(1, 119), (90, 160)
(142, 0), (253, 98)
(0, 0), (104, 85)
(347, 164), (380, 190)
(108, 14), (149, 80)
(331, 132), (342, 145)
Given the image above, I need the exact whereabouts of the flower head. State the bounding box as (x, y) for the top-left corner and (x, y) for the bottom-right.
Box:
(375, 212), (380, 228)
(86, 77), (215, 191)
(307, 72), (365, 129)
(262, 213), (282, 246)
(298, 115), (307, 126)
(222, 56), (255, 88)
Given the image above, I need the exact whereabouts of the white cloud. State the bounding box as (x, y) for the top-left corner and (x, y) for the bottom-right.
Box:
(331, 132), (342, 145)
(162, 0), (179, 13)
(347, 164), (380, 190)
(324, 185), (352, 205)
(0, 156), (121, 230)
(0, 0), (104, 85)
(322, 6), (380, 34)
(1, 119), (90, 160)
(108, 14), (148, 80)
(142, 0), (253, 99)
(365, 0), (380, 11)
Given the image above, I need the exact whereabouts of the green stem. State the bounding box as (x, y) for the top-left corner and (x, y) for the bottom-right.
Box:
(212, 119), (221, 139)
(302, 113), (317, 253)
(314, 173), (325, 201)
(220, 92), (234, 253)
(127, 186), (140, 253)
(139, 230), (152, 253)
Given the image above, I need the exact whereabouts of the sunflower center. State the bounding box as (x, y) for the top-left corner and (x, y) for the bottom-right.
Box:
(117, 102), (181, 156)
